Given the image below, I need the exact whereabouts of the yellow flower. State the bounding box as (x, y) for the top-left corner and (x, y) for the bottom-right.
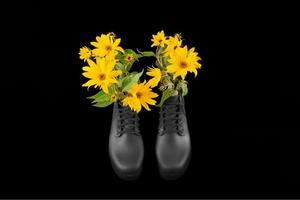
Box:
(111, 93), (118, 102)
(82, 57), (121, 93)
(166, 46), (201, 80)
(164, 34), (182, 57)
(79, 46), (91, 62)
(91, 32), (124, 57)
(151, 30), (167, 47)
(188, 47), (202, 69)
(146, 67), (161, 88)
(122, 96), (141, 113)
(122, 81), (158, 112)
(124, 53), (134, 62)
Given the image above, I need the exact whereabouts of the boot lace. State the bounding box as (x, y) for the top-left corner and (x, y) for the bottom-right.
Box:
(160, 102), (183, 135)
(117, 106), (139, 136)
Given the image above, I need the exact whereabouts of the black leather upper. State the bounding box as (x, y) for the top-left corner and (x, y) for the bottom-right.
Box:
(109, 102), (144, 179)
(156, 94), (191, 179)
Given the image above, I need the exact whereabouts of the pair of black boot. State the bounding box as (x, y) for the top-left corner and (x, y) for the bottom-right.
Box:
(109, 94), (191, 180)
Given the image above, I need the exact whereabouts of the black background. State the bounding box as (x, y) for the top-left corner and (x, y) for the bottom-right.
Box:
(1, 1), (299, 199)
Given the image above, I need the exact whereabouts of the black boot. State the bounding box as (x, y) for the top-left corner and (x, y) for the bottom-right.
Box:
(156, 94), (191, 180)
(109, 102), (144, 180)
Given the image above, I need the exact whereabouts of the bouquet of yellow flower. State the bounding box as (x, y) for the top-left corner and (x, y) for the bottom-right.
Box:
(79, 31), (202, 180)
(79, 32), (158, 112)
(79, 31), (201, 112)
(149, 30), (202, 106)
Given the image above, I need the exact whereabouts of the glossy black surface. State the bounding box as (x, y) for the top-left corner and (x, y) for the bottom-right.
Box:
(109, 102), (143, 180)
(156, 95), (191, 180)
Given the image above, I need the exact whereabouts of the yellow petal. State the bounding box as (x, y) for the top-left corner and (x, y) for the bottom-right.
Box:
(113, 38), (121, 47)
(82, 79), (98, 88)
(191, 68), (198, 77)
(90, 42), (99, 47)
(82, 66), (89, 71)
(101, 84), (109, 93)
(82, 72), (92, 78)
(110, 70), (122, 78)
(166, 65), (177, 73)
(116, 46), (124, 53)
(145, 98), (156, 105)
(180, 71), (187, 80)
(96, 36), (102, 42)
(87, 59), (97, 68)
(135, 102), (142, 113)
(149, 92), (159, 98)
(141, 102), (151, 111)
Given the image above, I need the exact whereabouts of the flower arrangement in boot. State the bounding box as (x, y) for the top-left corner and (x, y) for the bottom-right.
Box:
(79, 31), (202, 180)
(148, 30), (202, 105)
(79, 32), (159, 180)
(79, 32), (158, 113)
(148, 30), (202, 180)
(80, 31), (201, 112)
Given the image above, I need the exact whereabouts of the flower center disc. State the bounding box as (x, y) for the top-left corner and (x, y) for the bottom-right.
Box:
(106, 45), (112, 51)
(136, 92), (142, 98)
(99, 74), (106, 80)
(179, 61), (188, 68)
(126, 56), (132, 61)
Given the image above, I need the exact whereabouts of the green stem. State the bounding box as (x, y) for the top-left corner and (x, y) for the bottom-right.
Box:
(155, 47), (159, 57)
(155, 47), (164, 69)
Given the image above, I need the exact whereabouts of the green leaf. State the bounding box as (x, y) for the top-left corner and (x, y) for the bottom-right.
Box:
(91, 90), (114, 108)
(116, 62), (126, 72)
(181, 82), (188, 96)
(121, 70), (143, 92)
(125, 49), (139, 59)
(116, 52), (124, 61)
(92, 92), (110, 103)
(87, 90), (105, 100)
(137, 49), (156, 57)
(125, 62), (134, 72)
(136, 54), (143, 59)
(157, 88), (174, 107)
(87, 85), (116, 100)
(92, 100), (113, 108)
(108, 85), (117, 95)
(118, 76), (126, 87)
(140, 51), (156, 57)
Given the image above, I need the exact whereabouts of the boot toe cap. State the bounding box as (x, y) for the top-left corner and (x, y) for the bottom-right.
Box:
(109, 135), (144, 180)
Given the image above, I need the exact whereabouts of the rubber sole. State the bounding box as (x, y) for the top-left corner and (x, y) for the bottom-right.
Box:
(110, 158), (142, 181)
(159, 151), (191, 180)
